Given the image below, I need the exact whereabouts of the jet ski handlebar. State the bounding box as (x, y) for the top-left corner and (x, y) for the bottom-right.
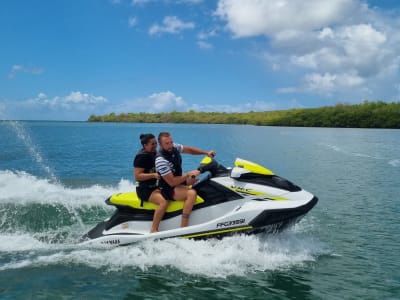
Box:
(197, 156), (229, 176)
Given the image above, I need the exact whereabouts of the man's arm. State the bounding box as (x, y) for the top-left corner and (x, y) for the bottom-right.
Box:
(156, 155), (199, 187)
(182, 145), (216, 157)
(161, 171), (194, 187)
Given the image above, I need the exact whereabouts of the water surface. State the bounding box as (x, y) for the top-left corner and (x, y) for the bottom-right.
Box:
(0, 121), (399, 299)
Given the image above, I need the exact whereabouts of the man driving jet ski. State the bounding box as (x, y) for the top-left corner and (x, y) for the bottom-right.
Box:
(155, 131), (216, 227)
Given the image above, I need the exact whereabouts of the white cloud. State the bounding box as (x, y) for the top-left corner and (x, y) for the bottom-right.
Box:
(197, 40), (213, 49)
(189, 100), (276, 112)
(132, 0), (203, 5)
(148, 91), (186, 111)
(197, 29), (218, 49)
(216, 0), (400, 101)
(215, 0), (358, 38)
(176, 0), (203, 4)
(19, 91), (107, 113)
(131, 0), (152, 5)
(62, 91), (108, 106)
(279, 72), (365, 95)
(149, 16), (195, 35)
(0, 91), (108, 120)
(289, 24), (388, 75)
(116, 91), (277, 114)
(128, 16), (138, 27)
(8, 64), (44, 79)
(118, 91), (187, 113)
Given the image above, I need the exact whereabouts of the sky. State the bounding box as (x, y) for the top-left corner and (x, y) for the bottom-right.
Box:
(1, 0), (400, 121)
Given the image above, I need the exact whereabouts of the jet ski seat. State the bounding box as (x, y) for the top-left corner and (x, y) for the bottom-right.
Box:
(106, 192), (205, 213)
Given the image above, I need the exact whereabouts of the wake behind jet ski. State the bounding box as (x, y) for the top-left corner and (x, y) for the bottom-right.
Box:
(81, 157), (318, 246)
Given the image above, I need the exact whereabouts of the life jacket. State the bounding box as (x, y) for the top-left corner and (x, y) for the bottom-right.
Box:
(157, 147), (182, 189)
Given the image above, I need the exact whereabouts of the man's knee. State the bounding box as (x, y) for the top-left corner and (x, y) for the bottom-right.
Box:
(187, 189), (197, 198)
(160, 198), (168, 208)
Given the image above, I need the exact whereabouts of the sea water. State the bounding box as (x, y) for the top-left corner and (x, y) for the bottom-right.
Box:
(0, 121), (399, 299)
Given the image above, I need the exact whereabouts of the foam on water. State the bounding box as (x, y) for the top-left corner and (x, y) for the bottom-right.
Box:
(0, 169), (134, 208)
(0, 170), (135, 243)
(0, 171), (325, 278)
(319, 143), (399, 167)
(0, 231), (326, 278)
(4, 120), (58, 182)
(0, 233), (48, 252)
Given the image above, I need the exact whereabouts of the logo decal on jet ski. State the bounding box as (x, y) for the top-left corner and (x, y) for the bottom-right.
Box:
(101, 239), (120, 245)
(217, 218), (245, 228)
(229, 186), (288, 200)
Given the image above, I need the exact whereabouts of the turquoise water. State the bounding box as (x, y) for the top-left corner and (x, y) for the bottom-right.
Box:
(0, 121), (399, 299)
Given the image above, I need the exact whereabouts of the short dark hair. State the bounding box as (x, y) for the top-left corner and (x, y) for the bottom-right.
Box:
(158, 132), (171, 143)
(139, 133), (155, 146)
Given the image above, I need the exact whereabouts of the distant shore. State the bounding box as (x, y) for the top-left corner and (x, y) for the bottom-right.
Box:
(88, 101), (400, 129)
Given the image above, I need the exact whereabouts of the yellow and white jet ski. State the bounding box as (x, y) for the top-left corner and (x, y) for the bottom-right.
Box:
(81, 157), (318, 246)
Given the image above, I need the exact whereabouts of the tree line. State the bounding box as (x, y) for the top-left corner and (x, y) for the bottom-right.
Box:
(88, 101), (400, 129)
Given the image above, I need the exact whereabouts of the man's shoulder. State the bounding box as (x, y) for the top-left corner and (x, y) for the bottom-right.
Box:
(155, 155), (168, 164)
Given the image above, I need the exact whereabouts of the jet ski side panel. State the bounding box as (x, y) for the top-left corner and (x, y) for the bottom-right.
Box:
(249, 196), (318, 232)
(81, 157), (319, 246)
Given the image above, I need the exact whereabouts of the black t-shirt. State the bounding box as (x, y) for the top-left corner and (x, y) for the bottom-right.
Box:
(133, 150), (157, 187)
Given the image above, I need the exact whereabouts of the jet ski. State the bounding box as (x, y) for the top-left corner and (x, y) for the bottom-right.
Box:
(81, 157), (318, 246)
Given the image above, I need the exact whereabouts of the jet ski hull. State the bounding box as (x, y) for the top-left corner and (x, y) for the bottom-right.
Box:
(81, 158), (318, 246)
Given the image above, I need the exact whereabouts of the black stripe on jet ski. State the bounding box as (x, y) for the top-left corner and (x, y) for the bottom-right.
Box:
(249, 196), (318, 231)
(160, 225), (254, 241)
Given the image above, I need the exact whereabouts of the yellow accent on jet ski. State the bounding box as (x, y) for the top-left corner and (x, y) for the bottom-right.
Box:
(229, 186), (288, 200)
(109, 192), (204, 212)
(182, 226), (253, 239)
(234, 158), (274, 175)
(200, 156), (213, 164)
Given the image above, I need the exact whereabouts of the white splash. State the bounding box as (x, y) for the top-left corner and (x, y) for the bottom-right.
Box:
(4, 120), (58, 182)
(0, 170), (133, 208)
(0, 171), (325, 278)
(0, 232), (327, 278)
(0, 233), (48, 252)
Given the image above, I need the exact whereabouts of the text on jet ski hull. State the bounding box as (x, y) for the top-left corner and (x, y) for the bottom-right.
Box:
(217, 219), (245, 228)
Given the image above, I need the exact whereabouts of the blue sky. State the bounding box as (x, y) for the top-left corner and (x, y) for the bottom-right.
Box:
(1, 0), (400, 120)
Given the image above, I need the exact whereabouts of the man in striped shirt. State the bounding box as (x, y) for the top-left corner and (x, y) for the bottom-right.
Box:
(155, 132), (216, 227)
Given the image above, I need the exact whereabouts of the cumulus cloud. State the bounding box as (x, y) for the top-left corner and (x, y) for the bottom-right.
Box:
(128, 16), (138, 27)
(63, 91), (108, 106)
(8, 64), (44, 79)
(132, 0), (203, 5)
(118, 91), (187, 113)
(279, 72), (365, 95)
(1, 91), (108, 120)
(149, 16), (195, 35)
(148, 91), (186, 111)
(190, 100), (276, 112)
(197, 29), (218, 49)
(215, 0), (400, 101)
(25, 91), (108, 110)
(175, 0), (204, 4)
(131, 0), (153, 5)
(215, 0), (358, 38)
(115, 91), (277, 113)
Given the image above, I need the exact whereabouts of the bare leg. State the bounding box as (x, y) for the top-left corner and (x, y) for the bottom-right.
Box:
(173, 186), (197, 227)
(148, 190), (168, 233)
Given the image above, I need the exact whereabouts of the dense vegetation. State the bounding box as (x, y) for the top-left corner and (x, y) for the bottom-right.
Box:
(88, 101), (400, 128)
